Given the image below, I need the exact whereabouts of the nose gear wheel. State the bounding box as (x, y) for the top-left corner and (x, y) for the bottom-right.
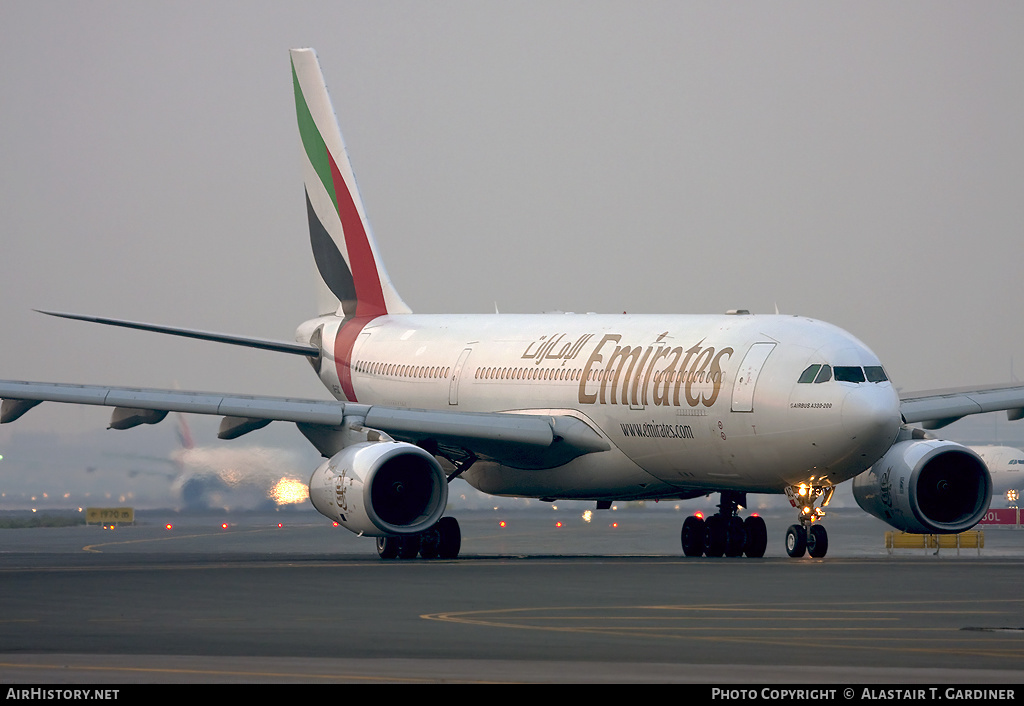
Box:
(784, 480), (834, 558)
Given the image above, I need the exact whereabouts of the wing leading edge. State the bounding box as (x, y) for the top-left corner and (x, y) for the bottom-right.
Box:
(900, 383), (1024, 429)
(0, 380), (608, 466)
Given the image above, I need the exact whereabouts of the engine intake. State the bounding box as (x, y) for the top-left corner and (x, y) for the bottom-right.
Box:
(853, 439), (992, 534)
(309, 441), (447, 536)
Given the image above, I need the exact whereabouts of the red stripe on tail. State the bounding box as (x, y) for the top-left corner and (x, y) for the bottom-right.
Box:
(329, 152), (387, 317)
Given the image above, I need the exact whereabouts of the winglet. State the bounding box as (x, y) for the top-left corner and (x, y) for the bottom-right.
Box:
(291, 48), (411, 318)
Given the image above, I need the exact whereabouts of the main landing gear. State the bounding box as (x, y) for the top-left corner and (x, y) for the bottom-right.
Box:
(376, 516), (462, 560)
(783, 480), (834, 558)
(376, 445), (474, 560)
(680, 491), (767, 558)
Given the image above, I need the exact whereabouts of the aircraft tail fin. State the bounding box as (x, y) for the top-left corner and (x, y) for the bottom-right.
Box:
(290, 48), (411, 318)
(176, 412), (195, 451)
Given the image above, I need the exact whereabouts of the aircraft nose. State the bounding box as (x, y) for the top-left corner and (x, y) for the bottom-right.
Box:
(842, 385), (901, 445)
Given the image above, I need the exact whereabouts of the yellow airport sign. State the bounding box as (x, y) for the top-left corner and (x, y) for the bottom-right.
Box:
(86, 507), (134, 525)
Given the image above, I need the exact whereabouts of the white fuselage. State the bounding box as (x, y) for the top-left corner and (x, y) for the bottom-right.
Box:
(298, 313), (902, 501)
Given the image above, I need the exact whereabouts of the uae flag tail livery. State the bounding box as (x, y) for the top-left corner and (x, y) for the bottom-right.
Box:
(292, 48), (411, 402)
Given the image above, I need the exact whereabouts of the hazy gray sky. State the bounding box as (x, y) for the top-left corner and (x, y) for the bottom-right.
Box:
(1, 1), (1023, 438)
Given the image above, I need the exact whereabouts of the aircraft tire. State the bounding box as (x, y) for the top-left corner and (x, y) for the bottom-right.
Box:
(436, 516), (461, 559)
(743, 516), (768, 558)
(398, 534), (421, 559)
(785, 525), (807, 558)
(724, 516), (746, 557)
(703, 515), (727, 557)
(376, 535), (401, 560)
(681, 516), (705, 557)
(419, 527), (440, 559)
(807, 524), (828, 558)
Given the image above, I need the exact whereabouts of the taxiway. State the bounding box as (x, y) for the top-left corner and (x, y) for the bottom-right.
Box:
(0, 507), (1022, 683)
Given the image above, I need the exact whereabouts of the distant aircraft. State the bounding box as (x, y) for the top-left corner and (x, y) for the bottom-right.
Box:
(167, 414), (308, 511)
(3, 48), (1024, 559)
(970, 446), (1024, 506)
(119, 414), (309, 510)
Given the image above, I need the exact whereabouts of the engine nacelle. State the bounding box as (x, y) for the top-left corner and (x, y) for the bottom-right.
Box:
(853, 439), (992, 534)
(309, 441), (448, 537)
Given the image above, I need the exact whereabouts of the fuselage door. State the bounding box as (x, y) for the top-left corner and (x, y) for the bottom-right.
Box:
(731, 342), (776, 413)
(449, 348), (473, 405)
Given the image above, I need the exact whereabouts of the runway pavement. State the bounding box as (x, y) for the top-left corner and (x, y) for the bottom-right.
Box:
(0, 505), (1022, 684)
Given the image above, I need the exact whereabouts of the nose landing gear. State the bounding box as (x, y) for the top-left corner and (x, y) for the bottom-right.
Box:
(784, 480), (833, 558)
(680, 491), (767, 558)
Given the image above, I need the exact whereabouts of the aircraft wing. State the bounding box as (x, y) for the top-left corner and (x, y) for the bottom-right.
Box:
(0, 380), (608, 467)
(900, 383), (1024, 429)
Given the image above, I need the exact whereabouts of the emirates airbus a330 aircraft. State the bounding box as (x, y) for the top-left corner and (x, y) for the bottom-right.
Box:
(3, 49), (1024, 559)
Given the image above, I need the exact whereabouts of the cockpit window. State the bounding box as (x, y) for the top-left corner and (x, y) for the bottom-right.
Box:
(864, 366), (888, 383)
(834, 366), (866, 383)
(799, 363), (890, 384)
(798, 364), (821, 384)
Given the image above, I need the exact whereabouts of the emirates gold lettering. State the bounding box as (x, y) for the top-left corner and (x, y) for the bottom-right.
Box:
(521, 333), (594, 365)
(578, 333), (733, 408)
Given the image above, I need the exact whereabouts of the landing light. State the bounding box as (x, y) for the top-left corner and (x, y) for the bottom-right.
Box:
(694, 511), (704, 519)
(221, 523), (229, 530)
(499, 521), (507, 528)
(555, 521), (563, 528)
(165, 524), (173, 530)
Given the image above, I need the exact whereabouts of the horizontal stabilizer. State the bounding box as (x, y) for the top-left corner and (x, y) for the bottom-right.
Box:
(37, 310), (320, 358)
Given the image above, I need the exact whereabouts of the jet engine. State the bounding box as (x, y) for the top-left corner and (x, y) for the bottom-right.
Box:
(309, 441), (448, 537)
(853, 439), (992, 534)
